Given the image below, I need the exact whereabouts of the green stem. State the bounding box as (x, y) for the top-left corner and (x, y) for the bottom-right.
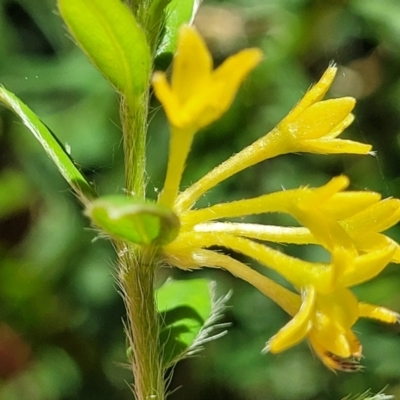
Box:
(119, 88), (165, 399)
(118, 244), (164, 400)
(120, 95), (147, 197)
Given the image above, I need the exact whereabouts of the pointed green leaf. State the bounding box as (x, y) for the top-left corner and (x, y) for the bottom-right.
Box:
(0, 86), (96, 200)
(155, 0), (202, 69)
(85, 195), (180, 245)
(58, 0), (151, 99)
(157, 278), (219, 367)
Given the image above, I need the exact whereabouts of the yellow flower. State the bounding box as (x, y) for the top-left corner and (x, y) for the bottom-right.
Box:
(153, 26), (262, 208)
(153, 26), (399, 371)
(152, 26), (262, 132)
(265, 285), (399, 372)
(274, 66), (372, 155)
(265, 286), (363, 369)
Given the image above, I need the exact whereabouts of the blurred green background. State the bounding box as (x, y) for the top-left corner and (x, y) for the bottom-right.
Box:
(1, 0), (400, 399)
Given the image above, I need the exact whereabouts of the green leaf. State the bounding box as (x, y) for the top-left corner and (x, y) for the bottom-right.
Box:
(157, 278), (230, 367)
(85, 195), (180, 245)
(147, 0), (172, 49)
(155, 0), (202, 69)
(0, 86), (96, 200)
(58, 0), (151, 99)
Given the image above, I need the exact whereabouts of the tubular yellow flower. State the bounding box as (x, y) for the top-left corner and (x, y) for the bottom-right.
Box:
(265, 286), (362, 366)
(153, 26), (262, 208)
(154, 26), (399, 371)
(265, 285), (316, 354)
(266, 285), (399, 372)
(274, 67), (371, 155)
(175, 66), (372, 213)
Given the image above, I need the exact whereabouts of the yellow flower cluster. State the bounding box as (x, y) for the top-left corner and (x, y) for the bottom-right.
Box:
(152, 26), (400, 371)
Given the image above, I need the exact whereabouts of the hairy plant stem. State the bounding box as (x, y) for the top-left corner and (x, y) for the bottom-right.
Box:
(119, 91), (165, 400)
(121, 95), (147, 198)
(118, 244), (164, 400)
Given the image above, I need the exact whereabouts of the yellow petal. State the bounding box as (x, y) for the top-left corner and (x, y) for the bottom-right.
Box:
(171, 26), (212, 104)
(152, 72), (182, 127)
(324, 330), (359, 359)
(323, 191), (381, 220)
(293, 176), (355, 251)
(325, 113), (355, 138)
(265, 285), (315, 353)
(282, 98), (355, 140)
(305, 175), (350, 204)
(312, 289), (360, 357)
(309, 332), (363, 372)
(352, 233), (400, 264)
(299, 138), (372, 155)
(359, 302), (400, 324)
(340, 244), (396, 287)
(184, 48), (262, 128)
(210, 48), (263, 114)
(342, 198), (400, 235)
(316, 289), (359, 330)
(154, 26), (262, 131)
(285, 66), (338, 122)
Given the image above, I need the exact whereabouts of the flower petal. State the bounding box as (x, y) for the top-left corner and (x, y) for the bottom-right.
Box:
(309, 332), (363, 372)
(292, 176), (355, 251)
(285, 66), (338, 122)
(171, 26), (212, 104)
(152, 72), (182, 127)
(316, 289), (359, 330)
(342, 198), (400, 235)
(351, 233), (400, 263)
(183, 48), (262, 128)
(312, 289), (360, 357)
(359, 302), (400, 323)
(282, 98), (355, 140)
(209, 48), (263, 115)
(340, 244), (396, 287)
(326, 113), (354, 138)
(299, 138), (372, 155)
(323, 191), (381, 220)
(265, 285), (315, 353)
